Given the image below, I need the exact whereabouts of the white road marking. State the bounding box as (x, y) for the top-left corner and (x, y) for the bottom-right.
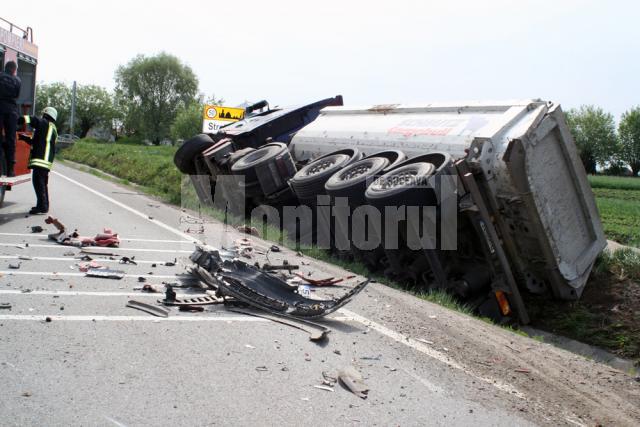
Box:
(0, 314), (270, 322)
(0, 271), (179, 279)
(0, 232), (191, 244)
(53, 171), (200, 244)
(0, 255), (173, 265)
(51, 170), (525, 400)
(339, 308), (526, 399)
(0, 242), (192, 253)
(0, 290), (159, 297)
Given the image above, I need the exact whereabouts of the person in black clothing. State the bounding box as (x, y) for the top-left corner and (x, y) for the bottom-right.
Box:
(0, 61), (22, 177)
(17, 106), (58, 215)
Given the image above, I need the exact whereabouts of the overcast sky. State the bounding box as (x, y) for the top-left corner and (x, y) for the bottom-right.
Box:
(3, 0), (639, 118)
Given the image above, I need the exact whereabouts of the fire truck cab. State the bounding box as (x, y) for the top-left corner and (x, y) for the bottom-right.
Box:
(0, 17), (38, 206)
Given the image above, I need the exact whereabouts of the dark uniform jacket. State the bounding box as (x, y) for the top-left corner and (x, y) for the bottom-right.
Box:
(18, 115), (57, 170)
(0, 72), (21, 114)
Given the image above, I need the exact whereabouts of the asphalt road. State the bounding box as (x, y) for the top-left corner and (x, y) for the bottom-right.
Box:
(0, 163), (638, 426)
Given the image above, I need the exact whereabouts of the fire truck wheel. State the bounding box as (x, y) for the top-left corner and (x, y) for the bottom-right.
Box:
(365, 162), (438, 207)
(174, 134), (216, 175)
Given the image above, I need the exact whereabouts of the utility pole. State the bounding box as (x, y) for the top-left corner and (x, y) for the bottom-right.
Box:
(69, 81), (77, 136)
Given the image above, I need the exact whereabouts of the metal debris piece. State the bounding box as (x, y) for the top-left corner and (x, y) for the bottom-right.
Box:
(313, 385), (334, 392)
(226, 307), (330, 341)
(31, 226), (43, 233)
(178, 305), (205, 312)
(159, 294), (222, 306)
(119, 256), (137, 265)
(338, 366), (369, 399)
(138, 277), (147, 283)
(165, 258), (177, 267)
(0, 302), (12, 310)
(189, 247), (370, 319)
(270, 245), (281, 252)
(18, 256), (33, 260)
(85, 268), (125, 279)
(255, 366), (269, 372)
(236, 225), (260, 236)
(8, 263), (21, 269)
(126, 300), (170, 318)
(262, 262), (299, 273)
(138, 284), (162, 293)
(294, 273), (356, 287)
(81, 248), (120, 256)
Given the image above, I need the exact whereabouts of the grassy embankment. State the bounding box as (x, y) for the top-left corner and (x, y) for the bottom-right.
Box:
(61, 140), (640, 365)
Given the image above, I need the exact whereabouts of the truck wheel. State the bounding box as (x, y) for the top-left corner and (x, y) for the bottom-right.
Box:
(365, 162), (437, 207)
(231, 143), (288, 183)
(289, 148), (361, 201)
(325, 157), (389, 199)
(174, 134), (215, 175)
(363, 150), (407, 172)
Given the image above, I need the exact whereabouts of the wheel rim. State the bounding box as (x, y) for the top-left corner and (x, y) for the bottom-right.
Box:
(339, 162), (375, 181)
(306, 157), (338, 176)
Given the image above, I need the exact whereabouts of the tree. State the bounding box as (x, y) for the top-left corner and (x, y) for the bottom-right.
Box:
(169, 95), (224, 143)
(170, 102), (203, 143)
(619, 107), (640, 177)
(565, 106), (619, 174)
(115, 53), (199, 144)
(35, 82), (71, 134)
(74, 85), (117, 138)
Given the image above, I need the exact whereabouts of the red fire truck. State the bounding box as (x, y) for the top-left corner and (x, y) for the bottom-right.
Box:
(0, 16), (38, 207)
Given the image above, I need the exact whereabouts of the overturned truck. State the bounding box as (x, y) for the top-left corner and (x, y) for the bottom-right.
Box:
(175, 98), (606, 323)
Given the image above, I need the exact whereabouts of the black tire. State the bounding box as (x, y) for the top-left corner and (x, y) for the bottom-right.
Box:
(174, 134), (216, 175)
(231, 143), (288, 183)
(289, 148), (361, 202)
(365, 162), (437, 207)
(391, 151), (452, 174)
(363, 150), (407, 172)
(325, 157), (389, 200)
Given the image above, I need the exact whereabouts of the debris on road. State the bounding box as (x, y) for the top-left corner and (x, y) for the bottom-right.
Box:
(126, 300), (170, 318)
(85, 268), (125, 280)
(313, 385), (335, 392)
(159, 293), (222, 306)
(78, 260), (104, 272)
(165, 259), (177, 267)
(178, 305), (205, 312)
(136, 284), (162, 293)
(45, 216), (120, 247)
(236, 225), (260, 236)
(119, 256), (137, 265)
(338, 366), (369, 399)
(18, 255), (32, 260)
(8, 262), (21, 269)
(294, 273), (356, 287)
(255, 366), (269, 372)
(226, 307), (330, 341)
(0, 302), (12, 310)
(31, 226), (43, 233)
(189, 246), (370, 319)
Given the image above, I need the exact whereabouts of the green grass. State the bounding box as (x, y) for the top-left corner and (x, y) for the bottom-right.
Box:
(60, 140), (182, 204)
(590, 179), (640, 247)
(588, 175), (640, 191)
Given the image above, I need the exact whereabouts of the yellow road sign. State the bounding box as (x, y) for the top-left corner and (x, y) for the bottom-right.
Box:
(203, 105), (245, 122)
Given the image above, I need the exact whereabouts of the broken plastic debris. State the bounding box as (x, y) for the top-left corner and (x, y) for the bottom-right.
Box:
(338, 366), (369, 399)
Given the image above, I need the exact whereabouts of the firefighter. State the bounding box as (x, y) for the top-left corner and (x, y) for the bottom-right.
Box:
(17, 107), (58, 215)
(0, 61), (22, 177)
